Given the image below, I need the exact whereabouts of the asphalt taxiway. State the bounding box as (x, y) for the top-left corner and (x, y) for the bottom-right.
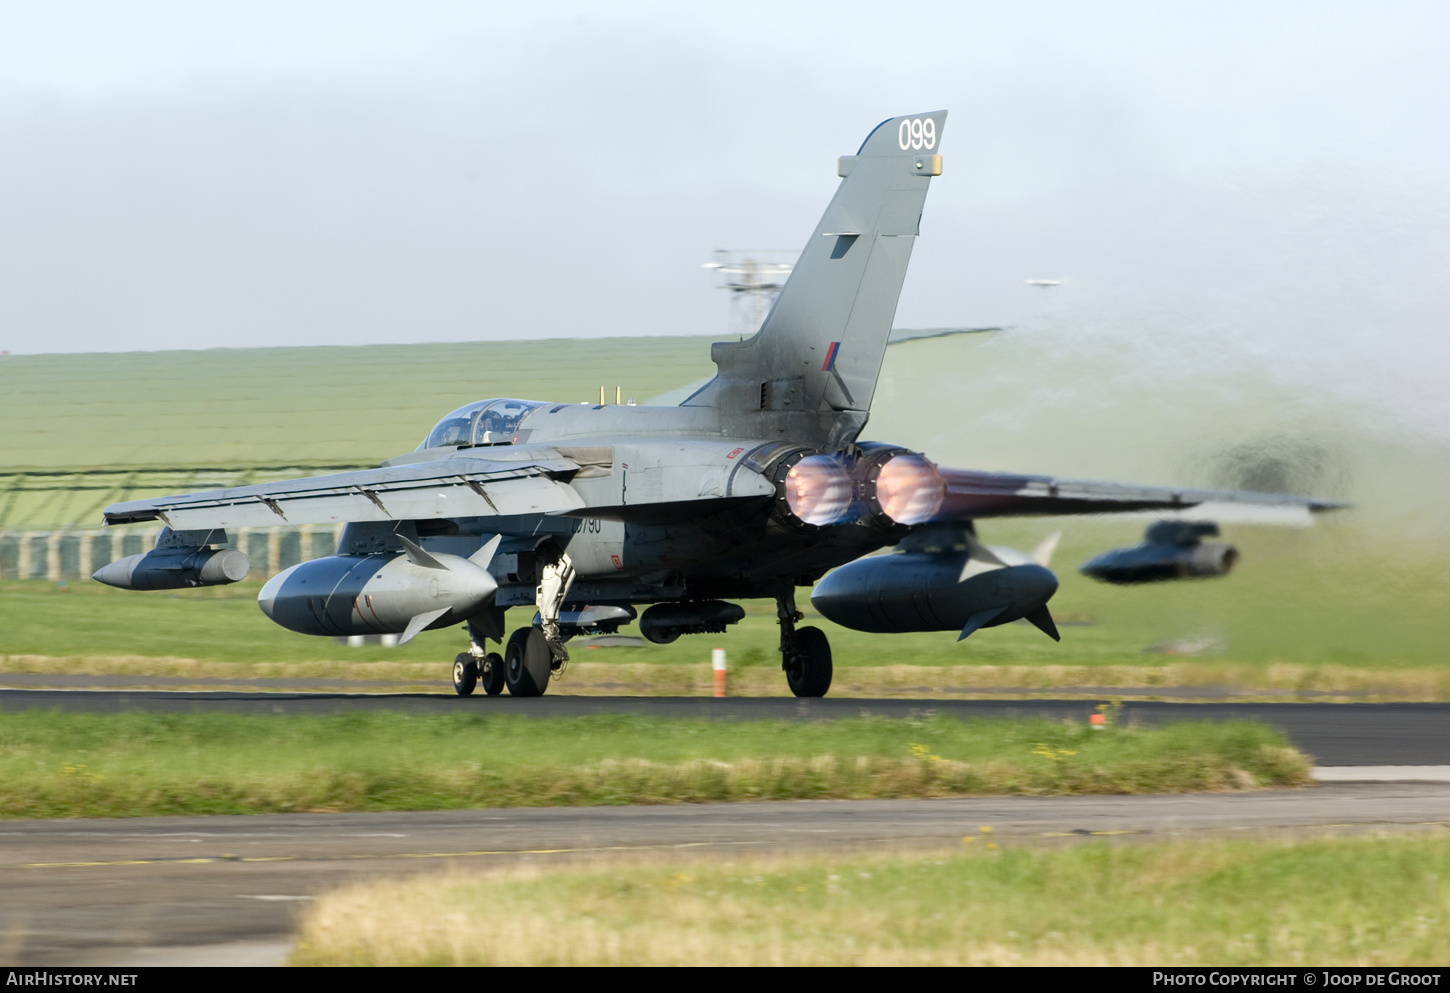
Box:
(5, 690), (1450, 965)
(5, 785), (1450, 966)
(4, 689), (1450, 765)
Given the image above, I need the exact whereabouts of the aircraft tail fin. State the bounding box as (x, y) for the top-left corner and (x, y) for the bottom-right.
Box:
(685, 112), (948, 448)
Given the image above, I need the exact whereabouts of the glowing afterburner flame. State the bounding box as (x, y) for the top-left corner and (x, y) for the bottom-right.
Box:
(876, 454), (945, 524)
(785, 456), (854, 525)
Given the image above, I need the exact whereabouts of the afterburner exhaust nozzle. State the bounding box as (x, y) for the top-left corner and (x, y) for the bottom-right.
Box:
(873, 453), (945, 525)
(778, 448), (948, 529)
(784, 455), (853, 525)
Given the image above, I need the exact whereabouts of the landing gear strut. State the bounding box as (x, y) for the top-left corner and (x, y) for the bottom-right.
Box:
(536, 552), (575, 665)
(777, 592), (832, 698)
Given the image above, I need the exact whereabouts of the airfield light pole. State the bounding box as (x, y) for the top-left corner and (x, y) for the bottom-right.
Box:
(703, 250), (798, 339)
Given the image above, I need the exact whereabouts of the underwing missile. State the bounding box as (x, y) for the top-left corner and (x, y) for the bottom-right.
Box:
(258, 535), (501, 643)
(811, 525), (1060, 641)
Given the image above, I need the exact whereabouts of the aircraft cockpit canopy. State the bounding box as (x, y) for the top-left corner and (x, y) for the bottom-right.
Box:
(420, 399), (545, 450)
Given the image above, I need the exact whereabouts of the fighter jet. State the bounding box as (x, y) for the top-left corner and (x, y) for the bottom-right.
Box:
(96, 111), (1338, 698)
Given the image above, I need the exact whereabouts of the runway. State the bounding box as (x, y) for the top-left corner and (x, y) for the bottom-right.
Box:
(4, 689), (1450, 765)
(5, 689), (1450, 964)
(4, 785), (1450, 966)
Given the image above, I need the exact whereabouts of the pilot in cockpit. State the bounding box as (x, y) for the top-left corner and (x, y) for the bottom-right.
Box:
(476, 408), (506, 445)
(420, 399), (543, 451)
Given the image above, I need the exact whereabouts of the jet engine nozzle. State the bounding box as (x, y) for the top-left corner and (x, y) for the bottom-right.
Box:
(784, 455), (853, 526)
(873, 453), (945, 525)
(774, 446), (947, 530)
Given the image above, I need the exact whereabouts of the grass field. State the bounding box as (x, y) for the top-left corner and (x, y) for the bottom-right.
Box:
(3, 332), (1448, 684)
(2, 510), (1448, 687)
(0, 335), (714, 530)
(0, 336), (715, 475)
(0, 711), (1308, 819)
(291, 833), (1450, 965)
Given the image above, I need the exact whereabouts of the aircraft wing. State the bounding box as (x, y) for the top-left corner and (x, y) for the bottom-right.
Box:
(101, 453), (586, 529)
(929, 466), (1342, 523)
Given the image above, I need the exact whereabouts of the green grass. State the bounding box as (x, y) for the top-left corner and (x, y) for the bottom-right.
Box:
(4, 332), (1450, 675)
(4, 515), (1449, 674)
(0, 337), (715, 477)
(0, 335), (715, 530)
(0, 712), (1308, 818)
(292, 834), (1450, 965)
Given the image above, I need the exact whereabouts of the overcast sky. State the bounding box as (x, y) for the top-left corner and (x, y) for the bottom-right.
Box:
(1, 1), (1446, 435)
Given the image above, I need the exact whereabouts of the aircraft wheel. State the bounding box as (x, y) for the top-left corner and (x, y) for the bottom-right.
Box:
(505, 628), (551, 697)
(784, 626), (832, 698)
(503, 629), (531, 696)
(452, 653), (478, 697)
(480, 652), (505, 696)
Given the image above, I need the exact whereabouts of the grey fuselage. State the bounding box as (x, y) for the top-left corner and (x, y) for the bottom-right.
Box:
(383, 401), (900, 609)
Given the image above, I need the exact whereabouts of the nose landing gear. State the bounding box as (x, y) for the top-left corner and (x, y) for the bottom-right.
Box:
(452, 654), (477, 696)
(453, 618), (506, 698)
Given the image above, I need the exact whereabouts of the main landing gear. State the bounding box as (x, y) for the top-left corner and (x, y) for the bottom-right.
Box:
(453, 578), (829, 699)
(499, 550), (574, 697)
(777, 593), (832, 698)
(503, 626), (559, 697)
(451, 549), (575, 698)
(453, 628), (555, 698)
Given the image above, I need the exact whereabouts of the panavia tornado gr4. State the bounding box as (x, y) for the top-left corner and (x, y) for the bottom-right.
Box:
(97, 111), (1337, 698)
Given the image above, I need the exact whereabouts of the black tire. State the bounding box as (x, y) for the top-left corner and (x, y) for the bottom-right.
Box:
(503, 628), (531, 696)
(452, 653), (478, 697)
(480, 652), (505, 696)
(505, 628), (552, 697)
(784, 625), (832, 698)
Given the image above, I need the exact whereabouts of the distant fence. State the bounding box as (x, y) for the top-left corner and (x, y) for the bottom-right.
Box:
(0, 526), (346, 582)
